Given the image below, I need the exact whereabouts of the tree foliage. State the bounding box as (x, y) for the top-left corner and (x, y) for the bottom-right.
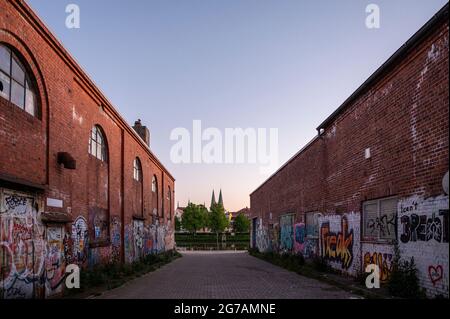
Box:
(208, 203), (229, 234)
(181, 203), (208, 234)
(233, 213), (250, 233)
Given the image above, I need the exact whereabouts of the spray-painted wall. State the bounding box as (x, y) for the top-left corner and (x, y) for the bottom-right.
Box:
(398, 195), (449, 297)
(125, 220), (175, 263)
(0, 187), (176, 299)
(318, 213), (361, 276)
(0, 189), (66, 299)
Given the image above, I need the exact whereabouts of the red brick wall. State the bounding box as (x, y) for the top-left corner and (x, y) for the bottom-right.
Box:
(251, 17), (448, 227)
(0, 0), (175, 274)
(249, 8), (449, 297)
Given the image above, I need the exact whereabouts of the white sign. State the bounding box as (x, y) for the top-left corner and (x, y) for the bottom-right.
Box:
(47, 198), (63, 208)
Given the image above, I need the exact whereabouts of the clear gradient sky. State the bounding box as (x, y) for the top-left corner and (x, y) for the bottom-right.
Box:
(27, 0), (448, 211)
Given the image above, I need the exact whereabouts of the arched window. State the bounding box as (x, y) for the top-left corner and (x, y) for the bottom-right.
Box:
(152, 175), (157, 193)
(0, 44), (38, 116)
(151, 175), (159, 220)
(167, 186), (172, 219)
(89, 125), (107, 161)
(133, 158), (142, 181)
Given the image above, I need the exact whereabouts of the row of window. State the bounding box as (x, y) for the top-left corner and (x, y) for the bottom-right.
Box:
(88, 125), (172, 218)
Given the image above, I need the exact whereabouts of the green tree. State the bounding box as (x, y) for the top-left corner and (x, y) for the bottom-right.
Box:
(208, 203), (229, 246)
(233, 213), (250, 233)
(181, 203), (208, 234)
(175, 216), (182, 231)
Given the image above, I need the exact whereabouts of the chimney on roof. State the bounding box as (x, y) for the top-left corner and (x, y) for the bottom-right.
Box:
(132, 119), (150, 146)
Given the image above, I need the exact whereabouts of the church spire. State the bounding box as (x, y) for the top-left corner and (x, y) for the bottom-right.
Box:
(218, 189), (223, 208)
(210, 190), (216, 209)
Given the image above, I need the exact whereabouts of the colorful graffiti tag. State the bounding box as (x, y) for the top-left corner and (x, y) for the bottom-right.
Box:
(293, 223), (305, 254)
(71, 216), (88, 264)
(45, 226), (65, 297)
(0, 192), (46, 299)
(363, 251), (393, 283)
(320, 216), (354, 270)
(280, 214), (294, 251)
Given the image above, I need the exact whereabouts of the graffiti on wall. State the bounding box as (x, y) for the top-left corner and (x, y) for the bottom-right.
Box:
(125, 220), (174, 263)
(0, 192), (46, 299)
(293, 223), (305, 254)
(45, 226), (65, 297)
(71, 216), (88, 264)
(319, 214), (357, 271)
(110, 216), (121, 263)
(133, 220), (144, 261)
(400, 210), (448, 243)
(428, 265), (443, 286)
(398, 195), (449, 298)
(280, 214), (294, 251)
(320, 217), (354, 269)
(268, 223), (279, 252)
(303, 238), (317, 258)
(255, 218), (270, 252)
(365, 214), (396, 239)
(363, 251), (393, 283)
(89, 207), (109, 242)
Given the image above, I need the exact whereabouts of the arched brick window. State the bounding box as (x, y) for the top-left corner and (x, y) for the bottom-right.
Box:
(152, 175), (159, 220)
(133, 157), (142, 181)
(89, 125), (108, 162)
(133, 157), (143, 217)
(0, 43), (38, 116)
(167, 186), (172, 220)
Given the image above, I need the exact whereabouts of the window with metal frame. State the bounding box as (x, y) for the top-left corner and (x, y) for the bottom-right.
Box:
(0, 44), (38, 116)
(133, 158), (142, 181)
(89, 126), (108, 162)
(363, 197), (398, 241)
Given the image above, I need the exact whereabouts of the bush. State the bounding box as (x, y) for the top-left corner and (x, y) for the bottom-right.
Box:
(387, 243), (426, 299)
(388, 257), (426, 298)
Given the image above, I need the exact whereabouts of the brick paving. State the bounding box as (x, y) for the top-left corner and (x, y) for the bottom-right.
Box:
(97, 251), (359, 299)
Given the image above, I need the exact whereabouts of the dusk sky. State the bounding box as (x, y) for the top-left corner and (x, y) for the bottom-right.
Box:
(27, 0), (447, 211)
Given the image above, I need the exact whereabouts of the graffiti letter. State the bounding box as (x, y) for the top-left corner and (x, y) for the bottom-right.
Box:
(400, 215), (410, 243)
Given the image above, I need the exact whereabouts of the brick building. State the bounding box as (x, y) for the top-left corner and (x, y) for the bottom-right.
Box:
(250, 4), (449, 297)
(0, 0), (175, 299)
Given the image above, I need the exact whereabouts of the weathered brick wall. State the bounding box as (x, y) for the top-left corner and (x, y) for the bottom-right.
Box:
(0, 0), (175, 298)
(250, 7), (449, 297)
